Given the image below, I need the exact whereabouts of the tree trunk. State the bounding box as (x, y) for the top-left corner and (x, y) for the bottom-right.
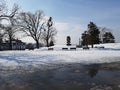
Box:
(0, 45), (1, 50)
(46, 39), (49, 47)
(0, 38), (2, 50)
(9, 37), (12, 50)
(91, 44), (94, 48)
(36, 40), (39, 49)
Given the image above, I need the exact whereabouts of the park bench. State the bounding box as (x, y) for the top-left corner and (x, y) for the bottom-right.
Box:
(48, 48), (54, 50)
(62, 48), (68, 50)
(70, 47), (76, 50)
(83, 46), (89, 49)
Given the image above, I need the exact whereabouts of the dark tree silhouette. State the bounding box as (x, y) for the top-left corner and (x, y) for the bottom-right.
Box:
(42, 17), (57, 47)
(103, 32), (115, 43)
(0, 0), (7, 17)
(81, 22), (100, 48)
(81, 31), (90, 46)
(66, 36), (71, 46)
(49, 40), (54, 46)
(0, 4), (19, 50)
(0, 0), (7, 50)
(88, 22), (100, 48)
(18, 10), (45, 48)
(0, 24), (5, 50)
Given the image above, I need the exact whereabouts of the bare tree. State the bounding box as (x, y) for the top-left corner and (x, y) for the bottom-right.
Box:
(99, 27), (106, 43)
(0, 0), (6, 50)
(0, 2), (20, 50)
(3, 4), (19, 50)
(0, 0), (7, 50)
(0, 0), (6, 16)
(18, 10), (45, 48)
(0, 24), (5, 50)
(42, 17), (57, 47)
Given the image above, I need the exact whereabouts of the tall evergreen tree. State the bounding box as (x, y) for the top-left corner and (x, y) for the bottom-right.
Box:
(88, 22), (100, 48)
(66, 36), (71, 46)
(81, 31), (90, 46)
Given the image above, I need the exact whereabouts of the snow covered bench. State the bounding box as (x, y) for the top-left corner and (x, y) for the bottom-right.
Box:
(48, 48), (54, 50)
(95, 46), (104, 49)
(83, 46), (89, 49)
(70, 47), (76, 50)
(62, 48), (68, 50)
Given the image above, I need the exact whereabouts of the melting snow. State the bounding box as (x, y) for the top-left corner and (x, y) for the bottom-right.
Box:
(0, 43), (120, 69)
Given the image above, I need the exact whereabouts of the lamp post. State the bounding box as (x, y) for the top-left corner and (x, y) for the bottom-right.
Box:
(46, 17), (53, 47)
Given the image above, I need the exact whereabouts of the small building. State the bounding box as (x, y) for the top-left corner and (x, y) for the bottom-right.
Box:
(1, 39), (26, 50)
(26, 43), (35, 50)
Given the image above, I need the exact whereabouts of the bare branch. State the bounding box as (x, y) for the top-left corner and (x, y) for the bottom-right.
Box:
(18, 10), (45, 48)
(42, 17), (57, 47)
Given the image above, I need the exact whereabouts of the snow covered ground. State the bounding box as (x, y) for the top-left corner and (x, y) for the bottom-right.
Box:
(0, 43), (120, 69)
(94, 43), (120, 50)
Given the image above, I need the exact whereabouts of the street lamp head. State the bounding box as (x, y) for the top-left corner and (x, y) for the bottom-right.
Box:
(47, 17), (53, 27)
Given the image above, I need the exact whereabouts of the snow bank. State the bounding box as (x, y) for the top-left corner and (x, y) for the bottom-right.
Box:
(0, 43), (120, 69)
(37, 45), (77, 51)
(94, 43), (120, 50)
(0, 50), (120, 69)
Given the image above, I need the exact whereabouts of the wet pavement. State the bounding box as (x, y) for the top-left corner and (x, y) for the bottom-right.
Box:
(0, 62), (120, 90)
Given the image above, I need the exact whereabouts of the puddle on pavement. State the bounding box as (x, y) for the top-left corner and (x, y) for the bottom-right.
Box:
(0, 62), (120, 90)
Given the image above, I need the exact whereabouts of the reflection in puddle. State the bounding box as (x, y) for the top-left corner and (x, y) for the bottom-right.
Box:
(88, 67), (98, 78)
(87, 64), (99, 78)
(0, 62), (120, 90)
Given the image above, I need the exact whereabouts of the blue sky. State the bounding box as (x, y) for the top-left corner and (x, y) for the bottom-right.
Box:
(5, 0), (120, 44)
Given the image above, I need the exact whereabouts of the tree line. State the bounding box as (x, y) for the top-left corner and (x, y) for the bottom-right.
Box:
(81, 22), (115, 48)
(66, 22), (115, 47)
(0, 1), (57, 50)
(0, 1), (115, 50)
